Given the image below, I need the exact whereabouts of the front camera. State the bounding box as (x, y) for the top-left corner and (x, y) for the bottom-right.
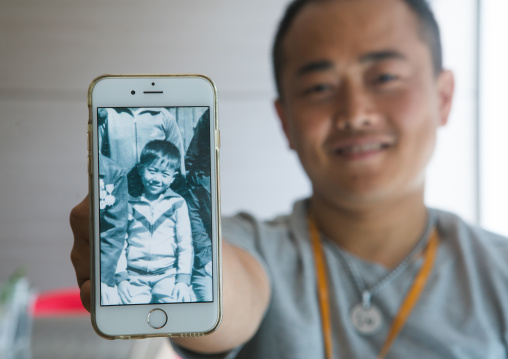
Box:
(152, 82), (155, 86)
(131, 90), (135, 95)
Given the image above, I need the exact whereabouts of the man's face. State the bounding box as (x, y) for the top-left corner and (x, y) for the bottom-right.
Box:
(140, 159), (176, 199)
(275, 0), (454, 207)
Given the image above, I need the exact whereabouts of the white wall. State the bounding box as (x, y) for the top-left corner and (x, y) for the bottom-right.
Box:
(0, 0), (305, 291)
(0, 0), (479, 291)
(426, 0), (478, 224)
(479, 0), (508, 236)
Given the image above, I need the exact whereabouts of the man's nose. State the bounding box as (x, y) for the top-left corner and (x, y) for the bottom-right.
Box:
(334, 81), (378, 130)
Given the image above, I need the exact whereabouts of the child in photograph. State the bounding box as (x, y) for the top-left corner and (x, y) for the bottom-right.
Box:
(115, 140), (194, 304)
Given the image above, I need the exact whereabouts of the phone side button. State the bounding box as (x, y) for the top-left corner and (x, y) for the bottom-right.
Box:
(147, 308), (168, 329)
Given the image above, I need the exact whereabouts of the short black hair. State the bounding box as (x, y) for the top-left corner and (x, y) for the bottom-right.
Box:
(138, 140), (180, 171)
(272, 0), (443, 99)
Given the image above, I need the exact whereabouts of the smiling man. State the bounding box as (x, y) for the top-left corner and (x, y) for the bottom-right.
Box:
(274, 0), (451, 270)
(71, 0), (508, 357)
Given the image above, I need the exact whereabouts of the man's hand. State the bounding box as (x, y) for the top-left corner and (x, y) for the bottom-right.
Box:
(70, 196), (91, 312)
(172, 282), (193, 302)
(70, 196), (271, 354)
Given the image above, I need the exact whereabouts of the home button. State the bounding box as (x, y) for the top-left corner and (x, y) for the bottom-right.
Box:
(147, 309), (168, 329)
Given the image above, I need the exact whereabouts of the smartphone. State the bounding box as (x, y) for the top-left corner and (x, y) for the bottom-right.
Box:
(87, 74), (221, 339)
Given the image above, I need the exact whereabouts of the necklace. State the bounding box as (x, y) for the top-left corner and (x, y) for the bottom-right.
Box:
(329, 211), (434, 335)
(308, 213), (439, 359)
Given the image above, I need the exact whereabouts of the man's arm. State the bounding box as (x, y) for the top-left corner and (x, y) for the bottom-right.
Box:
(70, 196), (271, 354)
(173, 241), (270, 354)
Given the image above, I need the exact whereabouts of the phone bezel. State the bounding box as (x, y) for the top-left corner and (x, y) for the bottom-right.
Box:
(88, 74), (222, 339)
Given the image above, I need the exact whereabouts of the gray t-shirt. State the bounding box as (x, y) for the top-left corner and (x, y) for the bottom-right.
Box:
(175, 200), (508, 358)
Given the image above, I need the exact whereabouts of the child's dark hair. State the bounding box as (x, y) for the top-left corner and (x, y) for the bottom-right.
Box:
(138, 140), (181, 171)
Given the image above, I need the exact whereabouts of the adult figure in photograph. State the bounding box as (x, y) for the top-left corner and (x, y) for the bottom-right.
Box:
(168, 109), (213, 302)
(184, 110), (213, 301)
(71, 0), (508, 357)
(97, 153), (129, 304)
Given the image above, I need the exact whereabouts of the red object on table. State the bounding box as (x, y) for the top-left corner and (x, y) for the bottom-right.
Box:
(32, 287), (89, 317)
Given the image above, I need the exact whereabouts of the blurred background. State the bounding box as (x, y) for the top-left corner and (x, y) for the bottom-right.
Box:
(0, 0), (507, 357)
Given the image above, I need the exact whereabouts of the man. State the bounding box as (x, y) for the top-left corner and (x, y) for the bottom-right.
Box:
(71, 0), (508, 357)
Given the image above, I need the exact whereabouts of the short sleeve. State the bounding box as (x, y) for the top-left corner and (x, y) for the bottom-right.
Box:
(221, 213), (272, 286)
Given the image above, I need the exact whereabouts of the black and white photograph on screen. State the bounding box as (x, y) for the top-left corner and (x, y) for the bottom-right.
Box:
(97, 107), (213, 306)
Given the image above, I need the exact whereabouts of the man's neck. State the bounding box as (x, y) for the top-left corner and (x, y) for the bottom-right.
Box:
(309, 190), (428, 269)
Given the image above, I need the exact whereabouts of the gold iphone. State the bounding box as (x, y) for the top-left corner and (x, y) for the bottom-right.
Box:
(87, 74), (221, 339)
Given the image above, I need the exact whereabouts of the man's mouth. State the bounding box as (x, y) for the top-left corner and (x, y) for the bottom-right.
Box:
(335, 142), (391, 155)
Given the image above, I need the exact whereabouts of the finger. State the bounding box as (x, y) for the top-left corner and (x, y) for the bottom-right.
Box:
(70, 195), (91, 310)
(182, 289), (189, 302)
(183, 292), (190, 302)
(69, 195), (90, 241)
(79, 280), (91, 311)
(177, 291), (184, 302)
(119, 290), (128, 304)
(125, 284), (133, 299)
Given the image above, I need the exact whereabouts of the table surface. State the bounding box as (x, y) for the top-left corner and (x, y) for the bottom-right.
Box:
(31, 316), (176, 359)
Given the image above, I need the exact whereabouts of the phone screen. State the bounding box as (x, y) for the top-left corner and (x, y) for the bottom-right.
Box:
(97, 106), (213, 306)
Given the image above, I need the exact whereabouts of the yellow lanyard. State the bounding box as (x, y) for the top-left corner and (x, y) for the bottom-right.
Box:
(308, 215), (439, 359)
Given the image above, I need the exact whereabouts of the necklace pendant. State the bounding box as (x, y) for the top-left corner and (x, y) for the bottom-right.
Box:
(350, 302), (382, 335)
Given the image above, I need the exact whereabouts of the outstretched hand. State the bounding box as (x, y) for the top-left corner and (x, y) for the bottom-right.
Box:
(70, 196), (92, 312)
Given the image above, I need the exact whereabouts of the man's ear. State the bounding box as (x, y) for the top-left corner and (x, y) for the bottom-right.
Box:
(275, 98), (295, 150)
(437, 70), (455, 127)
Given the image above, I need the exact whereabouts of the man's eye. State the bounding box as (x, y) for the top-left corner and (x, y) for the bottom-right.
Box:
(304, 83), (332, 95)
(375, 73), (398, 84)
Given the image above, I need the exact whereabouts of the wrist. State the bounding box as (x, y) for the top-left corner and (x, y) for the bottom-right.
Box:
(176, 273), (191, 285)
